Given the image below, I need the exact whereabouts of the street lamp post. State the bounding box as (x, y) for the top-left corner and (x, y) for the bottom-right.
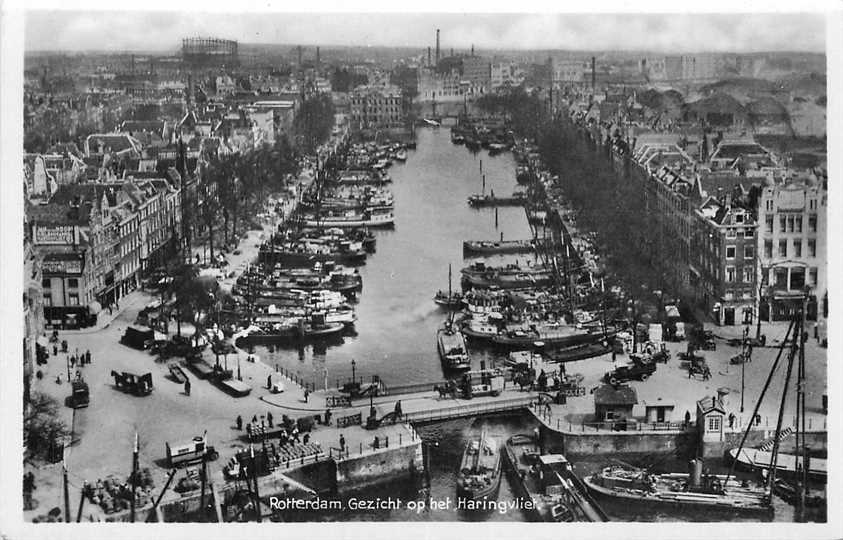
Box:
(351, 358), (356, 386)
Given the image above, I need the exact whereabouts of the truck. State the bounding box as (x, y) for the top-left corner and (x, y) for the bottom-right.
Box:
(165, 434), (219, 468)
(459, 368), (505, 399)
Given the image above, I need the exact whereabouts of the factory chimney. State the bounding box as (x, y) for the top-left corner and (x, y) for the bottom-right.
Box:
(428, 47), (431, 67)
(316, 46), (320, 68)
(591, 56), (596, 90)
(435, 29), (440, 66)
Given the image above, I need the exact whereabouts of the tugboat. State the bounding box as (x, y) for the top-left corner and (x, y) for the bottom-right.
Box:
(583, 460), (772, 517)
(437, 320), (470, 371)
(456, 429), (502, 502)
(503, 434), (609, 522)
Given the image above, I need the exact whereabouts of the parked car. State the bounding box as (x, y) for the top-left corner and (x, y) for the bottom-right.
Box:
(604, 358), (657, 385)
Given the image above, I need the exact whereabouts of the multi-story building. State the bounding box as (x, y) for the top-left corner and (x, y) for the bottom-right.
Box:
(691, 196), (758, 326)
(461, 56), (491, 92)
(756, 176), (827, 321)
(349, 85), (405, 129)
(490, 62), (525, 90)
(417, 68), (465, 103)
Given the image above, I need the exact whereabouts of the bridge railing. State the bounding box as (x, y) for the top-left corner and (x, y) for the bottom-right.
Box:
(405, 396), (536, 423)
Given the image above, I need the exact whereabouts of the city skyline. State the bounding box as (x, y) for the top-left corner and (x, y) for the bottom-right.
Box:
(25, 12), (827, 54)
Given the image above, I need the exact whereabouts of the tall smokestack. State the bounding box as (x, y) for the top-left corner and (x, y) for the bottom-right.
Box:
(471, 44), (474, 56)
(591, 56), (596, 90)
(435, 29), (440, 66)
(427, 47), (431, 67)
(316, 46), (320, 68)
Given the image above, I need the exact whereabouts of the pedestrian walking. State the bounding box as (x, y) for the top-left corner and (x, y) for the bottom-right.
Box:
(267, 375), (272, 389)
(394, 400), (403, 419)
(303, 433), (310, 445)
(184, 379), (191, 396)
(292, 426), (300, 443)
(684, 410), (691, 427)
(246, 423), (252, 438)
(236, 415), (243, 430)
(339, 434), (346, 452)
(304, 389), (309, 403)
(611, 349), (616, 362)
(86, 350), (91, 365)
(324, 409), (332, 425)
(53, 344), (58, 356)
(252, 415), (258, 425)
(728, 413), (736, 429)
(267, 412), (273, 428)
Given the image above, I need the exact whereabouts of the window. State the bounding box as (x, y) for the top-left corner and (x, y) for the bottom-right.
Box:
(42, 278), (51, 288)
(735, 214), (744, 223)
(67, 278), (79, 288)
(787, 216), (795, 232)
(808, 239), (816, 257)
(808, 215), (817, 232)
(43, 293), (52, 307)
(795, 216), (803, 233)
(809, 267), (818, 285)
(764, 240), (773, 258)
(766, 200), (774, 212)
(775, 268), (788, 288)
(794, 240), (802, 258)
(779, 240), (787, 257)
(68, 293), (80, 306)
(726, 246), (736, 259)
(726, 266), (736, 282)
(780, 216), (787, 232)
(744, 246), (754, 259)
(708, 416), (721, 432)
(809, 199), (817, 210)
(745, 228), (754, 238)
(743, 266), (754, 283)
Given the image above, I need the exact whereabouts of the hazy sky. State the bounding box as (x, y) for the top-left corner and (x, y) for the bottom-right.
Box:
(24, 12), (827, 53)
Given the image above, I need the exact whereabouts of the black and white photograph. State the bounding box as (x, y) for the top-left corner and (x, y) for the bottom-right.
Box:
(0, 3), (839, 537)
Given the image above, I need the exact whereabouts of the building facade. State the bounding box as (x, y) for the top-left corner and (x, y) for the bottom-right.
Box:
(349, 85), (405, 128)
(756, 178), (827, 321)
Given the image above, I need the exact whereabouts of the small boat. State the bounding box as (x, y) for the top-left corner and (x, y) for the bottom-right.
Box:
(437, 320), (471, 371)
(503, 434), (609, 522)
(583, 461), (772, 516)
(728, 448), (827, 482)
(394, 149), (407, 161)
(434, 290), (464, 308)
(463, 238), (547, 256)
(467, 192), (527, 208)
(456, 430), (502, 502)
(302, 209), (395, 228)
(772, 478), (825, 508)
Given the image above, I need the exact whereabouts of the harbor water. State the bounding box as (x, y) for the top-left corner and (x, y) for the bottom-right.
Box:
(260, 126), (533, 388)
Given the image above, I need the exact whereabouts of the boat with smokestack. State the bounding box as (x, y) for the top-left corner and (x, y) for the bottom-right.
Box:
(582, 459), (772, 516)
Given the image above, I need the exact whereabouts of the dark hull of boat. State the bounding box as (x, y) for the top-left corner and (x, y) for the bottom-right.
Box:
(461, 275), (553, 290)
(463, 239), (544, 255)
(492, 330), (603, 350)
(583, 475), (773, 517)
(545, 341), (613, 362)
(258, 249), (368, 267)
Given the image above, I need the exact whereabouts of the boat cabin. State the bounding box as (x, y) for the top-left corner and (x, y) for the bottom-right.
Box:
(593, 384), (637, 427)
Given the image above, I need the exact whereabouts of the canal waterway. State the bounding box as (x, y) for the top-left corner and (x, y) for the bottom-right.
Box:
(262, 127), (815, 523)
(260, 126), (533, 388)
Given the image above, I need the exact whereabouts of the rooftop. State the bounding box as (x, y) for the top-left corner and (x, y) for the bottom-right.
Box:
(594, 384), (638, 406)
